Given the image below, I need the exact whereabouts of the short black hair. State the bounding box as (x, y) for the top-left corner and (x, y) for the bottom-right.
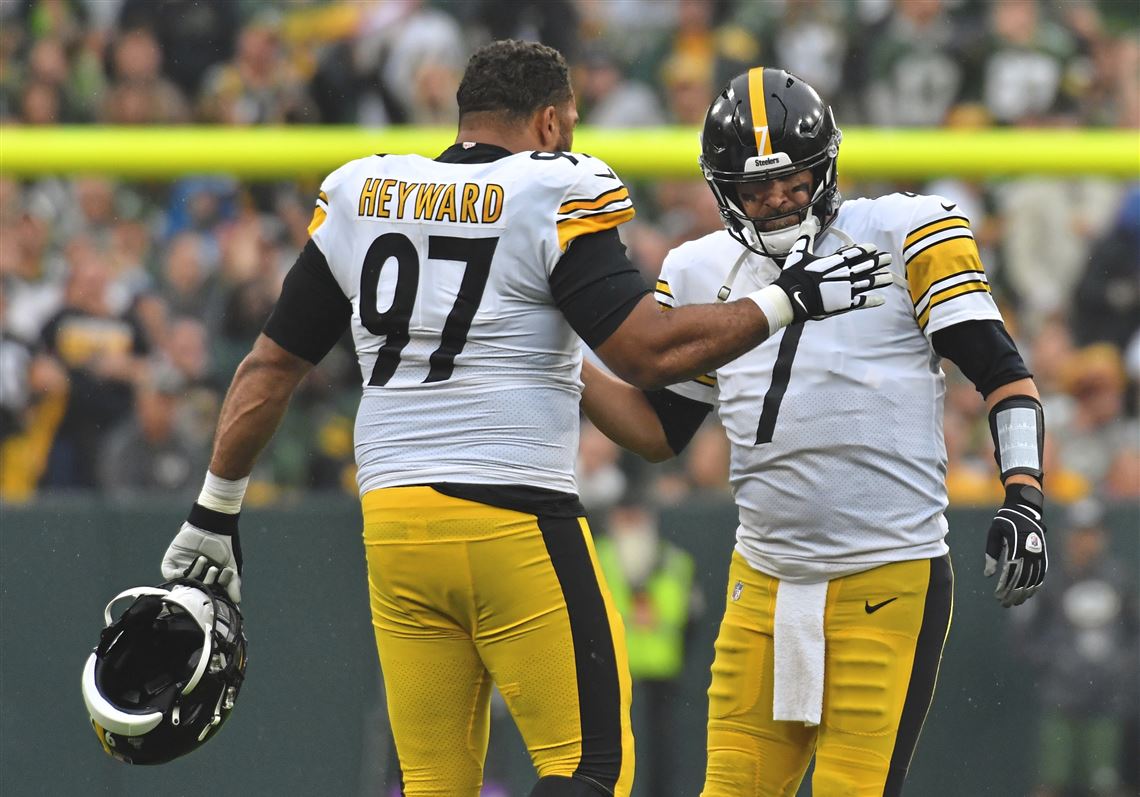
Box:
(456, 39), (572, 121)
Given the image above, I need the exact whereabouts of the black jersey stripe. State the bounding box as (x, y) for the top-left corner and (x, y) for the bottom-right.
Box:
(903, 215), (971, 247)
(538, 515), (625, 791)
(884, 556), (953, 796)
(903, 231), (976, 266)
(559, 186), (629, 213)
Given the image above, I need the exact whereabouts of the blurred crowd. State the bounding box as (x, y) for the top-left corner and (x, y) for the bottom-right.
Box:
(0, 0), (1137, 510)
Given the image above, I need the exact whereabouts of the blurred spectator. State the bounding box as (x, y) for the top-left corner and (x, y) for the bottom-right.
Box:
(474, 0), (581, 63)
(100, 27), (189, 124)
(576, 419), (628, 513)
(159, 315), (220, 451)
(38, 243), (149, 488)
(863, 0), (968, 127)
(761, 0), (848, 104)
(575, 45), (665, 128)
(1073, 185), (1140, 350)
(159, 231), (220, 319)
(973, 0), (1082, 126)
(18, 79), (61, 124)
(659, 50), (715, 124)
(1015, 498), (1139, 797)
(634, 0), (752, 91)
(96, 364), (205, 499)
(0, 277), (68, 501)
(1054, 344), (1140, 499)
(595, 499), (698, 797)
(117, 0), (238, 97)
(995, 177), (1121, 328)
(379, 0), (465, 125)
(198, 17), (317, 125)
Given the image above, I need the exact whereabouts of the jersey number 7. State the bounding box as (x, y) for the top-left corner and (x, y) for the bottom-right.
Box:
(360, 232), (499, 386)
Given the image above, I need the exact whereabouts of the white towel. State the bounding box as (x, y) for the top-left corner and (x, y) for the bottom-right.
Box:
(772, 580), (829, 725)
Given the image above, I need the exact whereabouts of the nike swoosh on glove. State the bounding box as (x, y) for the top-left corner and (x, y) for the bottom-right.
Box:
(984, 484), (1047, 608)
(774, 224), (893, 323)
(162, 504), (243, 604)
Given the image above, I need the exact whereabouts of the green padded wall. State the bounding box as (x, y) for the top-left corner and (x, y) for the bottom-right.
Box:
(1, 497), (1135, 796)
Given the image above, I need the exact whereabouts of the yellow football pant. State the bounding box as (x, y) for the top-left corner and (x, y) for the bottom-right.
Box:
(362, 487), (635, 797)
(703, 553), (953, 797)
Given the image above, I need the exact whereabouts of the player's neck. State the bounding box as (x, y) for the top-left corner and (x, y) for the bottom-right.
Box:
(454, 125), (536, 154)
(455, 110), (550, 154)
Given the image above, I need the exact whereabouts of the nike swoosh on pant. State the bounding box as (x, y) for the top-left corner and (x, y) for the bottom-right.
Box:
(865, 597), (898, 613)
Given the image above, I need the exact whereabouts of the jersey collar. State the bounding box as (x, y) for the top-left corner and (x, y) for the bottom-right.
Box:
(435, 142), (513, 164)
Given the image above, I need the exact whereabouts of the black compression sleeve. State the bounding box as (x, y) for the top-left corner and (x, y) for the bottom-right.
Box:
(932, 320), (1031, 398)
(549, 228), (651, 349)
(263, 240), (352, 364)
(644, 388), (713, 455)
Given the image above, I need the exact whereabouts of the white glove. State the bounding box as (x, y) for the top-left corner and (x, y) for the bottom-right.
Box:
(162, 513), (242, 604)
(773, 224), (893, 323)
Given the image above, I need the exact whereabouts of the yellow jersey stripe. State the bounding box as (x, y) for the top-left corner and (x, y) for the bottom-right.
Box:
(557, 207), (635, 250)
(747, 67), (772, 155)
(916, 281), (991, 330)
(307, 205), (328, 236)
(655, 280), (673, 298)
(559, 186), (630, 214)
(904, 216), (970, 249)
(693, 373), (717, 387)
(317, 190), (328, 206)
(905, 236), (983, 305)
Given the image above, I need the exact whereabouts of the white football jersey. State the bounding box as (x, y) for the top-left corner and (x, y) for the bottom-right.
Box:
(307, 146), (634, 496)
(657, 193), (1002, 582)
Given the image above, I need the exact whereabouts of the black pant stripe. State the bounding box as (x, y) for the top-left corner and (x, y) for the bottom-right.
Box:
(537, 515), (622, 792)
(884, 555), (954, 796)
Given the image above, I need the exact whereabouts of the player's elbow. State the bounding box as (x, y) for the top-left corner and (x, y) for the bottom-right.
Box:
(640, 441), (676, 463)
(603, 353), (679, 391)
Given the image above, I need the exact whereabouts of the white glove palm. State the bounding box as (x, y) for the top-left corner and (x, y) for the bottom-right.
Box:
(774, 223), (893, 323)
(162, 521), (242, 604)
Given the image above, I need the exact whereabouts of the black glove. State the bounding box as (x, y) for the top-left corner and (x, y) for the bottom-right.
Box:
(984, 484), (1047, 608)
(773, 226), (893, 324)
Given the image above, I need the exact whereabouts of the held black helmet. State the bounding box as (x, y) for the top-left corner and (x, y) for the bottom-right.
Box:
(81, 578), (247, 764)
(700, 67), (842, 258)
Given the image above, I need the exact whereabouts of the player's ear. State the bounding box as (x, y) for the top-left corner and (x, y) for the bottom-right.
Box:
(533, 105), (559, 152)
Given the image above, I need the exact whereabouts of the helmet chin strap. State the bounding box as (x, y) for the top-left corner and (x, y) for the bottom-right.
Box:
(718, 215), (821, 302)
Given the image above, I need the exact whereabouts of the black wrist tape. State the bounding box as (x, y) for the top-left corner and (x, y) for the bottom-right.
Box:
(187, 503), (241, 536)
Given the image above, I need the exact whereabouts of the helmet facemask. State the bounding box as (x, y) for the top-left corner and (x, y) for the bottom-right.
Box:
(702, 128), (842, 260)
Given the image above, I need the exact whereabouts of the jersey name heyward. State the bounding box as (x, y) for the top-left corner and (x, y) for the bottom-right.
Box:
(307, 150), (634, 498)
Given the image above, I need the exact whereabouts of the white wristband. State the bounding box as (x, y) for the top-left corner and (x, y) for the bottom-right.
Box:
(745, 285), (795, 336)
(197, 471), (249, 515)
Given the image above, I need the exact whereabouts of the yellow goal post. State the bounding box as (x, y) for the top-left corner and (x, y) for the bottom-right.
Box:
(1, 126), (1136, 179)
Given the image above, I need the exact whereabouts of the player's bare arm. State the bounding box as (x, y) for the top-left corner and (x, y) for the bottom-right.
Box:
(594, 293), (771, 391)
(209, 333), (314, 479)
(580, 359), (672, 461)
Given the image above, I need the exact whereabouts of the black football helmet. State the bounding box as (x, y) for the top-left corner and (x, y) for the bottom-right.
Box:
(81, 578), (247, 765)
(700, 67), (842, 258)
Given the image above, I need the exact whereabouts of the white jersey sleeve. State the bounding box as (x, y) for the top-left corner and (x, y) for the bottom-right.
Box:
(895, 193), (1003, 337)
(549, 154), (635, 255)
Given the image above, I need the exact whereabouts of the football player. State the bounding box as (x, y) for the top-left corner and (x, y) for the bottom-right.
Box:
(579, 67), (1048, 795)
(157, 44), (893, 797)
